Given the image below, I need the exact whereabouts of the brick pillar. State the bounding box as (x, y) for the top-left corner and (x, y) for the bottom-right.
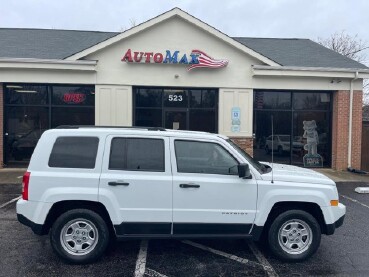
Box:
(351, 90), (363, 169)
(229, 137), (253, 157)
(0, 84), (3, 168)
(331, 90), (362, 170)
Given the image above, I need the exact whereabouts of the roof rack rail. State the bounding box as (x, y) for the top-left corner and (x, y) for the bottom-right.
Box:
(54, 125), (167, 131)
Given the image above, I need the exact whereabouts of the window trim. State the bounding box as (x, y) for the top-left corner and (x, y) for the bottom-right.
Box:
(108, 137), (166, 172)
(174, 139), (240, 176)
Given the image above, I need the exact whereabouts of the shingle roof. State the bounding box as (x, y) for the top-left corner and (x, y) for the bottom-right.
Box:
(233, 37), (368, 69)
(0, 28), (119, 59)
(0, 28), (367, 69)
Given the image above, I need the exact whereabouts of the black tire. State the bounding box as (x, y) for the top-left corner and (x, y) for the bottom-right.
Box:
(267, 210), (321, 262)
(278, 146), (283, 156)
(265, 145), (270, 154)
(50, 209), (110, 264)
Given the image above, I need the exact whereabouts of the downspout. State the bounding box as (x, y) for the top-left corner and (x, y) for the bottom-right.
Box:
(348, 71), (359, 168)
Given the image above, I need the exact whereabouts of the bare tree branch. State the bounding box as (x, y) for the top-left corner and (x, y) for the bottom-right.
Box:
(317, 31), (369, 106)
(119, 18), (137, 32)
(317, 31), (368, 62)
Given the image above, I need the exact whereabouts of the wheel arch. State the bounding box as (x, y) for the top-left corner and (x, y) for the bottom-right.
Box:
(253, 201), (329, 241)
(42, 200), (115, 237)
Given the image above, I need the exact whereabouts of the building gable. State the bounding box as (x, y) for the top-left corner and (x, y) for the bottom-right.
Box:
(65, 8), (279, 67)
(84, 15), (268, 88)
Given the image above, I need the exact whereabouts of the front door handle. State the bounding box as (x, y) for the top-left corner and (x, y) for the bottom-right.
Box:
(179, 183), (200, 188)
(108, 181), (130, 186)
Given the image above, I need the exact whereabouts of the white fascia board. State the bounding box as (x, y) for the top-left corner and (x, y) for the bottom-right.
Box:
(176, 10), (280, 66)
(65, 8), (280, 66)
(0, 58), (97, 71)
(252, 65), (369, 79)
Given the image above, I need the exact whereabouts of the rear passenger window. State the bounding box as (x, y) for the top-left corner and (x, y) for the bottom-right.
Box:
(48, 137), (99, 169)
(109, 138), (165, 172)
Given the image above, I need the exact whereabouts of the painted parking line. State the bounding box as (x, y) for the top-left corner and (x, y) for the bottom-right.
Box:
(182, 240), (250, 264)
(0, 195), (21, 209)
(248, 241), (278, 277)
(340, 194), (369, 209)
(135, 240), (148, 277)
(145, 268), (168, 277)
(182, 240), (278, 277)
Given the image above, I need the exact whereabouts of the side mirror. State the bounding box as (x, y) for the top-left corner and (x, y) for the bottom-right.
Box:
(238, 163), (252, 179)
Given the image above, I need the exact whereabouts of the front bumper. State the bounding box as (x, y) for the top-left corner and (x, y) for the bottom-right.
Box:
(325, 214), (345, 235)
(321, 203), (346, 235)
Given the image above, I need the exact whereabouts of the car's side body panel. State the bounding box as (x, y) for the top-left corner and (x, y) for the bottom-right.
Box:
(98, 134), (173, 235)
(16, 128), (345, 243)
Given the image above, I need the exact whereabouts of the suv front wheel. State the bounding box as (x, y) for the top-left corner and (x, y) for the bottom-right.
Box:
(268, 210), (321, 262)
(50, 209), (110, 264)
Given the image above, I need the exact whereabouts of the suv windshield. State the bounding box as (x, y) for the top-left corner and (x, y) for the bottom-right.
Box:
(226, 139), (271, 174)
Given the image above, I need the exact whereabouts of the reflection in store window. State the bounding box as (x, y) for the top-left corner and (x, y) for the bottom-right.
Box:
(254, 90), (332, 167)
(4, 84), (95, 165)
(5, 84), (48, 105)
(303, 120), (323, 167)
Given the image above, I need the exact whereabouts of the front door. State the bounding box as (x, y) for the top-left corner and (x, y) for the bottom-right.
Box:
(164, 109), (187, 130)
(134, 87), (218, 133)
(99, 135), (172, 235)
(170, 138), (258, 235)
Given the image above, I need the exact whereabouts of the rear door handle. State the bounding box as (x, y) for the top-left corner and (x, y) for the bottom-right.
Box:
(179, 183), (200, 188)
(108, 181), (130, 186)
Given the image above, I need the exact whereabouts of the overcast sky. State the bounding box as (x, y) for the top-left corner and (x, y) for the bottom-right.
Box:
(1, 0), (368, 62)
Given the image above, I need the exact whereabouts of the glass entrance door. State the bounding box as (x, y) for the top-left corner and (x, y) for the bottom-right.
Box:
(134, 87), (218, 133)
(164, 110), (187, 130)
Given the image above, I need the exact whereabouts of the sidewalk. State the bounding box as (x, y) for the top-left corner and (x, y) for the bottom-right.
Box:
(314, 168), (369, 183)
(0, 167), (368, 184)
(0, 168), (26, 184)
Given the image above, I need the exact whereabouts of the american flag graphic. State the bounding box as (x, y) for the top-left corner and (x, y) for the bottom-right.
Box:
(187, 49), (228, 71)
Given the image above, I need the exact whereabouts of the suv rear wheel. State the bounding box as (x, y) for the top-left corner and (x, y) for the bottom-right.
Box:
(267, 210), (321, 262)
(50, 209), (110, 264)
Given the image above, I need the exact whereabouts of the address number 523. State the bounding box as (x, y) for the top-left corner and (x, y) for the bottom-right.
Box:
(168, 95), (183, 102)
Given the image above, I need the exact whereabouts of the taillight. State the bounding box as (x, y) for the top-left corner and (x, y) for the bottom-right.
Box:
(22, 172), (31, 200)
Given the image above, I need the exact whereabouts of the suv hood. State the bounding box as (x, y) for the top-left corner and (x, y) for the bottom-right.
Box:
(260, 162), (336, 186)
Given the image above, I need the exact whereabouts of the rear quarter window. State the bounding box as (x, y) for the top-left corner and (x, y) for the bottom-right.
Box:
(48, 136), (99, 169)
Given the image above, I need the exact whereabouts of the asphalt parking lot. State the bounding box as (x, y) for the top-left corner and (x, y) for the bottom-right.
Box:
(1, 182), (369, 277)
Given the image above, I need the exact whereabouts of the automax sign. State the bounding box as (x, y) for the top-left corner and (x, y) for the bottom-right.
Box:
(121, 49), (228, 71)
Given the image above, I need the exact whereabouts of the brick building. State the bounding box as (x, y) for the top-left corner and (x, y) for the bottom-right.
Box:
(0, 8), (368, 170)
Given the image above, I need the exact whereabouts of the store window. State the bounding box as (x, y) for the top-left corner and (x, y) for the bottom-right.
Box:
(253, 90), (332, 167)
(4, 84), (95, 165)
(5, 84), (48, 105)
(134, 87), (218, 133)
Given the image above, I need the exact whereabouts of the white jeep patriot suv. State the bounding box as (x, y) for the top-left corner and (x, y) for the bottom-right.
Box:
(17, 126), (345, 264)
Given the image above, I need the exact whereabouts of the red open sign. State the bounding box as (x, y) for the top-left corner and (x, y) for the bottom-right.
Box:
(63, 92), (86, 104)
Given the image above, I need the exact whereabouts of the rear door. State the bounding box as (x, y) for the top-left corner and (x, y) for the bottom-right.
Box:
(171, 138), (258, 235)
(99, 135), (172, 236)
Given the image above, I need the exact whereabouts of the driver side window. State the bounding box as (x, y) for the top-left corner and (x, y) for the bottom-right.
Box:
(174, 140), (239, 175)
